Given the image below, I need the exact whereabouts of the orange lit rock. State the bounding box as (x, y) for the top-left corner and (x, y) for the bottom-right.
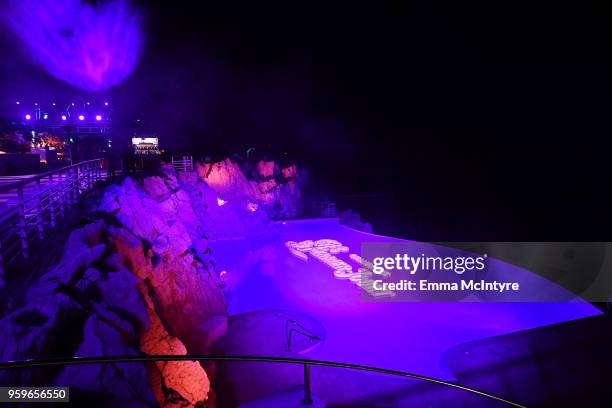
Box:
(281, 164), (297, 180)
(196, 159), (259, 201)
(113, 226), (226, 349)
(256, 160), (275, 178)
(138, 283), (210, 407)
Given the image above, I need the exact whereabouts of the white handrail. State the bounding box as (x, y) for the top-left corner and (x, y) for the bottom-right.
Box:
(171, 156), (193, 173)
(0, 158), (107, 279)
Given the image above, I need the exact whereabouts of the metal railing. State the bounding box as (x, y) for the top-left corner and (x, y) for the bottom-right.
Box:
(0, 159), (107, 272)
(171, 155), (194, 173)
(286, 319), (322, 352)
(0, 354), (526, 407)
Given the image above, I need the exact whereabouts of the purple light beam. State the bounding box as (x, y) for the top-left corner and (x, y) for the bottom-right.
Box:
(1, 0), (144, 91)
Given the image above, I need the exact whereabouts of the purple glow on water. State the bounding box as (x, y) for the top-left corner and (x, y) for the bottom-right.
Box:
(209, 219), (601, 379)
(1, 0), (144, 91)
(78, 114), (85, 121)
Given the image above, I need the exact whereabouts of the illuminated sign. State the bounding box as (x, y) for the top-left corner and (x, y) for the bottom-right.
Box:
(131, 137), (159, 146)
(132, 137), (161, 155)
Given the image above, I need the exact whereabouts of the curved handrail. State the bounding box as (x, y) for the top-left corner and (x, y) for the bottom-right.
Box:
(0, 354), (527, 407)
(0, 158), (104, 194)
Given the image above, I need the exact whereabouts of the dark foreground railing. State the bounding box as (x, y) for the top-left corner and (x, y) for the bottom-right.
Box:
(0, 354), (527, 407)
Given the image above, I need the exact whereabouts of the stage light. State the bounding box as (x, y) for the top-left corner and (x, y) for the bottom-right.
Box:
(78, 114), (85, 121)
(15, 101), (20, 105)
(217, 197), (227, 207)
(95, 114), (102, 121)
(52, 102), (56, 106)
(104, 102), (109, 106)
(71, 102), (75, 106)
(43, 114), (48, 119)
(61, 114), (67, 120)
(86, 102), (90, 105)
(25, 114), (31, 120)
(34, 102), (38, 106)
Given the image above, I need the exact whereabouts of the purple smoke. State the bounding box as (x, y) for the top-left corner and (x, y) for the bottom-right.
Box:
(1, 0), (144, 91)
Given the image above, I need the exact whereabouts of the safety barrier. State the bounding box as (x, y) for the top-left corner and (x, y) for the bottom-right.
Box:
(171, 155), (194, 173)
(0, 354), (526, 407)
(0, 159), (107, 271)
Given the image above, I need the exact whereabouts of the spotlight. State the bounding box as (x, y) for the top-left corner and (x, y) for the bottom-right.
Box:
(52, 102), (56, 106)
(61, 115), (67, 121)
(104, 102), (109, 106)
(95, 114), (102, 121)
(15, 101), (20, 105)
(78, 114), (85, 121)
(25, 114), (31, 120)
(43, 114), (48, 119)
(71, 102), (75, 106)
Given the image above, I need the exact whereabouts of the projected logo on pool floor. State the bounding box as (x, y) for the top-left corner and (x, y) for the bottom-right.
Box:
(285, 239), (394, 297)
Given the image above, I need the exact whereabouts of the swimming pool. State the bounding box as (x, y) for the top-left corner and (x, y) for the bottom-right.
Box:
(210, 218), (600, 383)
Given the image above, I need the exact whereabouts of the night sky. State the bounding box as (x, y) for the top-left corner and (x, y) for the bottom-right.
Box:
(3, 2), (612, 240)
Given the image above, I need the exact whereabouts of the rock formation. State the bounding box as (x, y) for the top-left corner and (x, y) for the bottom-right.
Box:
(0, 164), (237, 407)
(0, 158), (309, 407)
(196, 158), (304, 220)
(338, 209), (373, 233)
